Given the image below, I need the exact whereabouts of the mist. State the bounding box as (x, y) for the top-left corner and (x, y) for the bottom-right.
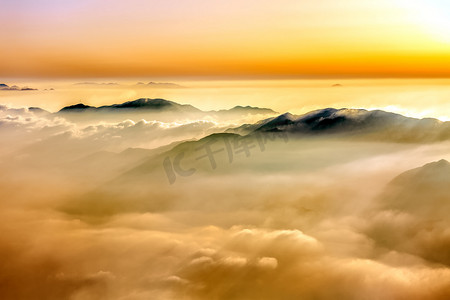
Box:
(0, 99), (449, 299)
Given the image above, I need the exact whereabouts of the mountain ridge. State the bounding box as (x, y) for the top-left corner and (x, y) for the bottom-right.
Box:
(229, 108), (449, 142)
(57, 98), (276, 115)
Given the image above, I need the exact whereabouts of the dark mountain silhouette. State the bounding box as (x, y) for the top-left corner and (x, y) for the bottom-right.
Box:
(0, 84), (38, 91)
(57, 98), (275, 116)
(58, 99), (200, 113)
(98, 98), (200, 112)
(218, 105), (277, 115)
(74, 82), (118, 85)
(59, 103), (97, 112)
(256, 112), (296, 131)
(231, 108), (450, 142)
(138, 82), (185, 88)
(42, 102), (450, 142)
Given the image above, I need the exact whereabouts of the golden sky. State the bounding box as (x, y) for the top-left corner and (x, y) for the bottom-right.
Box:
(1, 0), (450, 78)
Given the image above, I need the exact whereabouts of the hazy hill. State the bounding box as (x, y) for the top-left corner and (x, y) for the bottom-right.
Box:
(368, 159), (450, 266)
(216, 105), (277, 115)
(381, 159), (450, 215)
(231, 108), (450, 142)
(57, 98), (275, 116)
(58, 98), (200, 113)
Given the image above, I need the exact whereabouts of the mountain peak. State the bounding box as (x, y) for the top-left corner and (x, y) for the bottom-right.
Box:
(214, 105), (277, 115)
(249, 107), (449, 142)
(256, 112), (297, 132)
(419, 159), (450, 172)
(106, 98), (175, 109)
(28, 107), (50, 114)
(435, 159), (449, 165)
(381, 158), (450, 219)
(230, 105), (275, 112)
(277, 112), (296, 119)
(146, 82), (184, 88)
(57, 98), (202, 113)
(59, 103), (96, 112)
(392, 159), (450, 186)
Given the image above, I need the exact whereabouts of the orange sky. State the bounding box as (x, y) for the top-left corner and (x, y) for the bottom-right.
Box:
(1, 0), (450, 78)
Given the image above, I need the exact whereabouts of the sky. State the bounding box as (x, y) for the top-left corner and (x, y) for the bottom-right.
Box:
(1, 0), (450, 78)
(1, 2), (450, 298)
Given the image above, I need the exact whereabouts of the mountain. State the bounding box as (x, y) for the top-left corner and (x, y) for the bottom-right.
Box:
(55, 102), (449, 143)
(74, 82), (118, 85)
(232, 108), (450, 142)
(0, 84), (38, 91)
(59, 103), (97, 112)
(94, 132), (241, 186)
(98, 98), (200, 112)
(28, 107), (50, 115)
(58, 98), (200, 113)
(368, 159), (450, 265)
(57, 98), (276, 117)
(382, 159), (450, 214)
(392, 159), (450, 184)
(256, 112), (296, 131)
(137, 82), (185, 88)
(216, 105), (277, 115)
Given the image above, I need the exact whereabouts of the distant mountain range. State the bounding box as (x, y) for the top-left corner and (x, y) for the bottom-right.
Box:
(230, 108), (450, 142)
(58, 98), (277, 115)
(215, 105), (276, 115)
(136, 82), (185, 88)
(73, 81), (185, 88)
(59, 98), (200, 113)
(0, 83), (38, 91)
(74, 82), (119, 86)
(7, 97), (450, 142)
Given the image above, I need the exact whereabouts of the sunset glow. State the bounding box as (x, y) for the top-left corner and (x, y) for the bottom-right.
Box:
(1, 2), (450, 300)
(1, 0), (450, 78)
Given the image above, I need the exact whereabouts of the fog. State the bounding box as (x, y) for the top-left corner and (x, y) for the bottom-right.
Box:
(0, 96), (449, 299)
(1, 79), (450, 120)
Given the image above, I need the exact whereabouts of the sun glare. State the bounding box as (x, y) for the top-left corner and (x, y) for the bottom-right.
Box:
(399, 0), (450, 44)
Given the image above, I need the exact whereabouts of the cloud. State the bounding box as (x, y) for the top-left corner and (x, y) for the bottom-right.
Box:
(0, 104), (449, 299)
(0, 107), (73, 156)
(164, 227), (450, 300)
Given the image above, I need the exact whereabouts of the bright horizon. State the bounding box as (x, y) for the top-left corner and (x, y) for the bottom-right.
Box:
(1, 0), (450, 79)
(1, 78), (450, 122)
